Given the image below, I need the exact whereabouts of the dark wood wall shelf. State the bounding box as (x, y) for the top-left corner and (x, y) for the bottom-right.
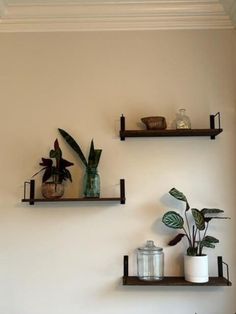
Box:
(122, 256), (231, 287)
(124, 276), (230, 286)
(22, 179), (126, 205)
(120, 113), (223, 141)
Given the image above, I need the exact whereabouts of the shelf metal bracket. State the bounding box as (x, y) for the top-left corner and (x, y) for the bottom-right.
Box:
(210, 112), (221, 140)
(120, 114), (126, 141)
(123, 255), (129, 285)
(23, 180), (35, 205)
(120, 179), (126, 204)
(217, 256), (230, 285)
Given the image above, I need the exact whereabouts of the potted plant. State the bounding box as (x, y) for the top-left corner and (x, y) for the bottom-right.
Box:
(33, 139), (74, 199)
(162, 188), (229, 283)
(58, 128), (102, 198)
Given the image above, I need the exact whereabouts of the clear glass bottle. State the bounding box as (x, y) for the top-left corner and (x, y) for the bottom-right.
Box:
(83, 167), (100, 197)
(137, 240), (164, 280)
(175, 109), (191, 129)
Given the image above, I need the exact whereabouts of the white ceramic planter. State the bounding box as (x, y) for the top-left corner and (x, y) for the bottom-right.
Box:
(184, 255), (209, 283)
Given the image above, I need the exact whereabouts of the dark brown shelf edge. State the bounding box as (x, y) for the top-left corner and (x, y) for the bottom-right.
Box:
(120, 128), (223, 138)
(22, 179), (125, 205)
(22, 197), (124, 203)
(123, 276), (232, 286)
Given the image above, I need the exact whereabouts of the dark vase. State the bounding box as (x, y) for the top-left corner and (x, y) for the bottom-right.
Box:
(83, 167), (100, 197)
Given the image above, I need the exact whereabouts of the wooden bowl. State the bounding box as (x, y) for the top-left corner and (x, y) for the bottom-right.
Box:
(141, 116), (167, 130)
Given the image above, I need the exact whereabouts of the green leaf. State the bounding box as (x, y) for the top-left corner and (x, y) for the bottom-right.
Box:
(202, 236), (219, 244)
(50, 149), (62, 160)
(187, 247), (198, 256)
(168, 233), (185, 246)
(169, 188), (190, 210)
(58, 128), (88, 167)
(204, 216), (230, 223)
(200, 241), (216, 249)
(201, 208), (224, 215)
(162, 211), (184, 229)
(50, 139), (62, 160)
(88, 140), (102, 169)
(191, 208), (205, 230)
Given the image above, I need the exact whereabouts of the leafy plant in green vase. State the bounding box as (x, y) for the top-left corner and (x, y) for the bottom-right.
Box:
(162, 188), (229, 282)
(33, 139), (73, 199)
(58, 128), (102, 198)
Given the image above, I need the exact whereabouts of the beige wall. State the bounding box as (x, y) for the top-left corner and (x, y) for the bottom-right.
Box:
(0, 30), (235, 314)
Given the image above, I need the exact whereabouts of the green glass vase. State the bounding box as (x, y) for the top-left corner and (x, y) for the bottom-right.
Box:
(83, 167), (100, 197)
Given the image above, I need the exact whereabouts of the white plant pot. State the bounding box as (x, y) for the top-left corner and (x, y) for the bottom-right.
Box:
(184, 255), (209, 283)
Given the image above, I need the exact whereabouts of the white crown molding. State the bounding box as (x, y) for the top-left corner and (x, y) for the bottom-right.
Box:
(0, 0), (234, 32)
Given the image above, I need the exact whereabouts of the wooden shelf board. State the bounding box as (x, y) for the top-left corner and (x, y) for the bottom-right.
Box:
(22, 197), (123, 203)
(120, 128), (223, 138)
(123, 276), (231, 286)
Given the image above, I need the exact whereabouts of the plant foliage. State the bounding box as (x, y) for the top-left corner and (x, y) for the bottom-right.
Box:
(162, 188), (229, 256)
(58, 128), (102, 171)
(33, 139), (73, 184)
(162, 211), (184, 229)
(169, 187), (190, 210)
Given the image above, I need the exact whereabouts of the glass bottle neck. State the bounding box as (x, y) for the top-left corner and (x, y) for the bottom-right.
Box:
(179, 109), (186, 116)
(86, 167), (98, 174)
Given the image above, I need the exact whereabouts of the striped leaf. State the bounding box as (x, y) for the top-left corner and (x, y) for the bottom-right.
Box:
(191, 208), (205, 230)
(201, 208), (224, 215)
(201, 235), (221, 253)
(202, 236), (219, 244)
(169, 188), (190, 210)
(200, 241), (216, 249)
(162, 211), (184, 229)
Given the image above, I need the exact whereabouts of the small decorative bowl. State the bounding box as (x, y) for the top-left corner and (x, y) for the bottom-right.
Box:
(141, 116), (167, 130)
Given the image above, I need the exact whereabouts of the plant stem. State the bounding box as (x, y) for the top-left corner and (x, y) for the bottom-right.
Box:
(198, 230), (202, 255)
(183, 226), (192, 247)
(199, 222), (209, 255)
(184, 207), (192, 245)
(192, 225), (195, 248)
(194, 226), (198, 248)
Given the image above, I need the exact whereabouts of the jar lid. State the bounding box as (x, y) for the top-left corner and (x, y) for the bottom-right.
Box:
(138, 240), (163, 252)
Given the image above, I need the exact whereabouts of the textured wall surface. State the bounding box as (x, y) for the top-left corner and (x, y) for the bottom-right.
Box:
(0, 30), (235, 314)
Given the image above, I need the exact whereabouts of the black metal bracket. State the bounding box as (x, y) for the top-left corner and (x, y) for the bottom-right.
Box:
(124, 255), (129, 276)
(120, 179), (126, 204)
(217, 256), (230, 285)
(209, 112), (221, 140)
(123, 255), (129, 285)
(23, 180), (35, 205)
(120, 114), (126, 141)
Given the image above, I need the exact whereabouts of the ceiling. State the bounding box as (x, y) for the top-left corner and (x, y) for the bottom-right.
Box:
(0, 0), (235, 32)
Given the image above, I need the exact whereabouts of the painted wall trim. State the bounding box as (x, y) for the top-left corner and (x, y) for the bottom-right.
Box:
(0, 0), (234, 32)
(230, 1), (236, 25)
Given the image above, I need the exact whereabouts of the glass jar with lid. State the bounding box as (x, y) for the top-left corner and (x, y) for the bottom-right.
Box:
(175, 108), (191, 129)
(137, 240), (164, 280)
